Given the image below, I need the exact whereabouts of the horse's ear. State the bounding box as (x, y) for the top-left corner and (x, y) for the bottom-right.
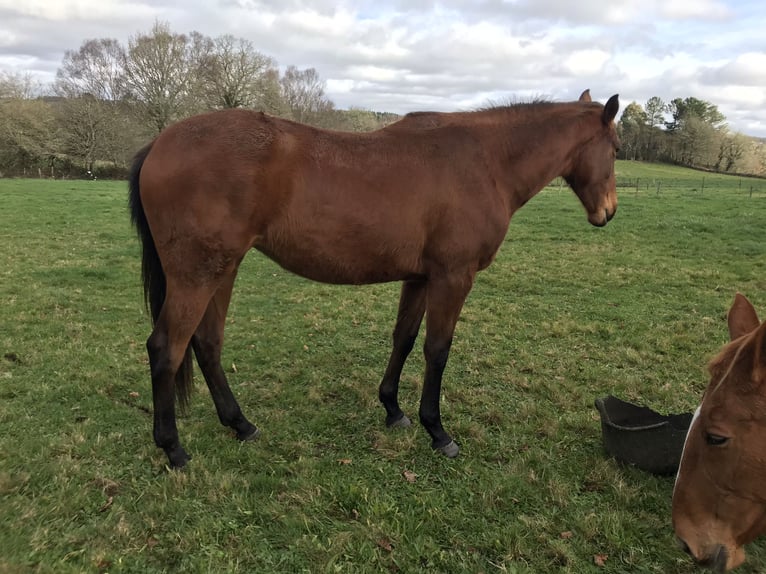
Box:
(579, 89), (592, 102)
(752, 320), (766, 385)
(602, 94), (619, 125)
(728, 292), (760, 340)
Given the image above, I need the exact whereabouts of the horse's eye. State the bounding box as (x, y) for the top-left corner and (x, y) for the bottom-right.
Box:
(705, 433), (729, 446)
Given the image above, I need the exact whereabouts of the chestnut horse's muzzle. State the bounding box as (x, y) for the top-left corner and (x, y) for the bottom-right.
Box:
(589, 206), (616, 227)
(703, 545), (729, 574)
(677, 537), (729, 573)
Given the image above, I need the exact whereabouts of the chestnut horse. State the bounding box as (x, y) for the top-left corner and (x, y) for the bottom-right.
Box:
(674, 293), (766, 571)
(129, 89), (620, 468)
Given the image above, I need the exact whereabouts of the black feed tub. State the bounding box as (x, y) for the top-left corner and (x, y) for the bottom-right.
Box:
(595, 395), (693, 476)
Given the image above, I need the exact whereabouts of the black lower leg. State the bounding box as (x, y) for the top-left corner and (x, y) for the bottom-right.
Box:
(379, 280), (426, 428)
(192, 337), (258, 441)
(416, 273), (472, 458)
(209, 376), (259, 441)
(379, 332), (417, 427)
(420, 340), (459, 457)
(148, 338), (191, 469)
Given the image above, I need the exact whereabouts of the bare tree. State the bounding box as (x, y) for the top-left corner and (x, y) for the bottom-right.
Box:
(259, 68), (290, 116)
(194, 34), (280, 110)
(0, 71), (43, 99)
(738, 139), (766, 175)
(331, 108), (397, 132)
(716, 133), (748, 172)
(121, 21), (197, 133)
(279, 66), (334, 125)
(0, 96), (57, 176)
(54, 39), (134, 170)
(55, 38), (124, 101)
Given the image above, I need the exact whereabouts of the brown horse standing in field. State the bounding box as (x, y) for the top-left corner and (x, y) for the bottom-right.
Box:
(673, 293), (766, 572)
(129, 89), (620, 468)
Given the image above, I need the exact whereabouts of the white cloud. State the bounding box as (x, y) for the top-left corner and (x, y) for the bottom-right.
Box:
(562, 49), (611, 76)
(701, 52), (766, 87)
(0, 0), (764, 135)
(710, 85), (766, 109)
(346, 65), (404, 83)
(660, 0), (731, 20)
(0, 0), (157, 22)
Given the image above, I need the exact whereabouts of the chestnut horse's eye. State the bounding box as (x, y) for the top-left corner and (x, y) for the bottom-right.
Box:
(705, 433), (729, 446)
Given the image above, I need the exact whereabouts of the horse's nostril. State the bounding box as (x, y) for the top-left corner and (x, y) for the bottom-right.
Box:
(713, 545), (728, 574)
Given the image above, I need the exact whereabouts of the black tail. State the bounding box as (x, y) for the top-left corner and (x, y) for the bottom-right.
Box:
(129, 143), (193, 409)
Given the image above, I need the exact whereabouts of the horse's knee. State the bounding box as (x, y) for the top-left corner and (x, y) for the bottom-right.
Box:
(394, 331), (418, 355)
(423, 340), (451, 372)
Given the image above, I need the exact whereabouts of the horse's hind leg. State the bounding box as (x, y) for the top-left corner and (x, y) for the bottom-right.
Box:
(379, 280), (427, 428)
(147, 281), (215, 468)
(192, 271), (259, 442)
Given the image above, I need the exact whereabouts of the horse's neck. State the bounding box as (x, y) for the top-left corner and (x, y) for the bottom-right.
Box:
(471, 107), (592, 213)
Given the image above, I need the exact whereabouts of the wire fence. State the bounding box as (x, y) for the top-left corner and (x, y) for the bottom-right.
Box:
(615, 176), (765, 197)
(545, 176), (766, 197)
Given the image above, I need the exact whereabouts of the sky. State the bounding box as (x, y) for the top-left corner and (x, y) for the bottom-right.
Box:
(1, 0), (765, 136)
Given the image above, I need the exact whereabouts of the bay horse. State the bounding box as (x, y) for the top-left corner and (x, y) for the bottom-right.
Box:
(674, 293), (766, 571)
(129, 89), (620, 468)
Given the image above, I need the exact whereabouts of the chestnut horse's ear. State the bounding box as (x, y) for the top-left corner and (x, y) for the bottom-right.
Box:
(728, 292), (760, 340)
(752, 320), (766, 385)
(579, 89), (592, 102)
(602, 94), (619, 125)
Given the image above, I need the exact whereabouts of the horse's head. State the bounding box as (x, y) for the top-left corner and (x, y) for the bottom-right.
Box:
(673, 293), (766, 572)
(563, 91), (620, 227)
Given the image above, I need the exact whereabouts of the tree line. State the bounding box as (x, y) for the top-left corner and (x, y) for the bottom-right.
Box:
(0, 22), (397, 178)
(1, 21), (765, 178)
(617, 96), (766, 175)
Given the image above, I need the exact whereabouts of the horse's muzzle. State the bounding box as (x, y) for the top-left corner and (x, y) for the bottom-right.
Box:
(589, 206), (616, 227)
(705, 545), (729, 574)
(677, 537), (729, 573)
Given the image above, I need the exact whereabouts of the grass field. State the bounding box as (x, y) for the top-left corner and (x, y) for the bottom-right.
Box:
(1, 160), (765, 573)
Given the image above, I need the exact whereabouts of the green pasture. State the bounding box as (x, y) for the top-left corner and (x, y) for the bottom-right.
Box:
(1, 160), (765, 573)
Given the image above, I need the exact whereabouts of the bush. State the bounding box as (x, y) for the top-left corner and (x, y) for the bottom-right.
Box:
(91, 162), (129, 180)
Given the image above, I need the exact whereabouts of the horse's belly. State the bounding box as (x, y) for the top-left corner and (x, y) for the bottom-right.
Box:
(254, 241), (424, 285)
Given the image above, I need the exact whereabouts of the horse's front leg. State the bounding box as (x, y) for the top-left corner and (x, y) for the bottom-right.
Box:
(379, 279), (427, 428)
(419, 271), (475, 457)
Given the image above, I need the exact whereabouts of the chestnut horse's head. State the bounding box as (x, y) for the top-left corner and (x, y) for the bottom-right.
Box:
(564, 89), (620, 227)
(673, 293), (766, 572)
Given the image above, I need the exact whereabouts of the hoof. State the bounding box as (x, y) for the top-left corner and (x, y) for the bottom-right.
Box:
(237, 425), (261, 442)
(387, 414), (412, 429)
(166, 446), (192, 469)
(433, 440), (460, 458)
